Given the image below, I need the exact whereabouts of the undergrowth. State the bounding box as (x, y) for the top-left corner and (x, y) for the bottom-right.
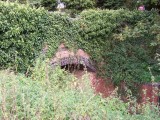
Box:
(0, 58), (160, 120)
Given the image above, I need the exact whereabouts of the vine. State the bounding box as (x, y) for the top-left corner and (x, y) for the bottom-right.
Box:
(0, 1), (160, 94)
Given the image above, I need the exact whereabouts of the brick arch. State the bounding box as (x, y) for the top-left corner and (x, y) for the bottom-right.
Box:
(50, 43), (115, 97)
(51, 56), (96, 72)
(50, 43), (96, 72)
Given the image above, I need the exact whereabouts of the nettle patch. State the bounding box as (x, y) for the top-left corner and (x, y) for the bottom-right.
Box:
(0, 1), (160, 94)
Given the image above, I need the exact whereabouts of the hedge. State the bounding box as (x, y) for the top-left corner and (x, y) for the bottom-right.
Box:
(0, 2), (48, 72)
(0, 1), (79, 72)
(0, 1), (160, 91)
(75, 9), (160, 89)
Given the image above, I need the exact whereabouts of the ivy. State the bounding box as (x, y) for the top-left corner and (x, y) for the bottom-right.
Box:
(0, 2), (160, 91)
(75, 9), (160, 86)
(0, 1), (79, 72)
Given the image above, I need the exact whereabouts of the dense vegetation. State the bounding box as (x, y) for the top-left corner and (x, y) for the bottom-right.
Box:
(0, 59), (160, 119)
(0, 1), (160, 119)
(1, 1), (159, 87)
(2, 0), (160, 11)
(0, 1), (79, 72)
(76, 9), (160, 89)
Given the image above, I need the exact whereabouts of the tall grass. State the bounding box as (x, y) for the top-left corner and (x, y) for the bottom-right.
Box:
(0, 58), (160, 120)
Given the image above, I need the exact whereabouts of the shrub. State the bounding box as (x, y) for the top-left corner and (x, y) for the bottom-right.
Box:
(41, 0), (96, 11)
(0, 2), (50, 72)
(0, 61), (160, 119)
(100, 0), (125, 9)
(40, 0), (57, 11)
(1, 1), (160, 94)
(0, 1), (79, 72)
(75, 9), (160, 91)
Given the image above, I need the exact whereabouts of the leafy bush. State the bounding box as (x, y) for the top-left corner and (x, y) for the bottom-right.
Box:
(40, 0), (57, 11)
(3, 0), (160, 11)
(75, 9), (160, 89)
(0, 60), (160, 119)
(99, 0), (125, 9)
(1, 2), (160, 93)
(41, 0), (96, 11)
(0, 1), (79, 72)
(0, 2), (50, 72)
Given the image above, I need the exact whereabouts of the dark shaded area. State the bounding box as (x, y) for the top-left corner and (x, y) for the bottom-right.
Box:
(51, 56), (96, 72)
(61, 64), (86, 73)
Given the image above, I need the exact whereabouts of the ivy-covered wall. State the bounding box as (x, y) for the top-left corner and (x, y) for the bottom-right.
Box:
(0, 1), (160, 88)
(0, 1), (79, 72)
(0, 2), (53, 72)
(75, 9), (160, 87)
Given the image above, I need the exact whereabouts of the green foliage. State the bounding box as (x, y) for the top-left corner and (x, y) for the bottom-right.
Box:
(0, 1), (79, 72)
(3, 0), (160, 11)
(0, 2), (160, 93)
(31, 56), (75, 88)
(41, 0), (96, 11)
(0, 2), (50, 72)
(75, 9), (160, 86)
(0, 65), (160, 119)
(64, 0), (95, 10)
(40, 0), (57, 11)
(0, 58), (159, 119)
(101, 0), (125, 9)
(155, 53), (160, 80)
